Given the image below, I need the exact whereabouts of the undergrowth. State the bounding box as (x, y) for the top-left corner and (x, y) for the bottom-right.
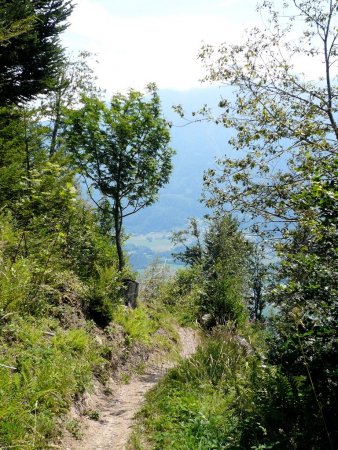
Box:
(0, 302), (179, 448)
(139, 262), (202, 327)
(0, 214), (180, 448)
(112, 304), (171, 347)
(0, 317), (103, 449)
(130, 326), (304, 450)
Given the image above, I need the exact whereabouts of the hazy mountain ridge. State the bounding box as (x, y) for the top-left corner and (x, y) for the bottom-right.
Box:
(125, 87), (231, 235)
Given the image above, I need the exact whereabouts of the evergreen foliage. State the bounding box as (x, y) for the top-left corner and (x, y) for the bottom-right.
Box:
(0, 0), (74, 106)
(172, 215), (256, 326)
(201, 216), (251, 326)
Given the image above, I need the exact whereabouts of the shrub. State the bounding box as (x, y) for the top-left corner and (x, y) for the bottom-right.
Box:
(86, 264), (124, 326)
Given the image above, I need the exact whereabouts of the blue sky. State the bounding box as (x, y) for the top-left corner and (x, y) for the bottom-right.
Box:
(62, 0), (258, 93)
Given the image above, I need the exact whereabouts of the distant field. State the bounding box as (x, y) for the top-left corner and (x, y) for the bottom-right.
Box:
(127, 232), (173, 252)
(126, 232), (185, 271)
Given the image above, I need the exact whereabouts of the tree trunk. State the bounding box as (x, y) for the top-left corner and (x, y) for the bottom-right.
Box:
(114, 202), (124, 271)
(50, 90), (61, 156)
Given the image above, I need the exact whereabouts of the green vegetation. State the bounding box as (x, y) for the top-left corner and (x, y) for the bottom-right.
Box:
(112, 303), (178, 348)
(131, 0), (338, 448)
(1, 0), (337, 448)
(131, 328), (260, 449)
(0, 209), (178, 448)
(199, 0), (338, 446)
(65, 85), (174, 270)
(0, 318), (101, 448)
(170, 215), (255, 327)
(0, 0), (74, 106)
(0, 5), (176, 447)
(133, 324), (322, 450)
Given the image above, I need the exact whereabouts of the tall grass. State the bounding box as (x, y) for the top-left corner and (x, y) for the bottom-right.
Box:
(130, 326), (301, 450)
(0, 317), (103, 449)
(112, 302), (178, 349)
(130, 327), (250, 449)
(139, 263), (202, 327)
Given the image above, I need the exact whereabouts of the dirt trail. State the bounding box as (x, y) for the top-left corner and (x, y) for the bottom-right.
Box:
(62, 327), (199, 450)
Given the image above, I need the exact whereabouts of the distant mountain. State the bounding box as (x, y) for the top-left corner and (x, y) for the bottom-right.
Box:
(124, 87), (233, 235)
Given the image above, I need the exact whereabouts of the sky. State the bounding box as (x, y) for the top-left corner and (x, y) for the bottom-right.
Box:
(62, 0), (259, 94)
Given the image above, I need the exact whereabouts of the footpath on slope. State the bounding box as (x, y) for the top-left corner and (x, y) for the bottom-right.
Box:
(62, 327), (199, 450)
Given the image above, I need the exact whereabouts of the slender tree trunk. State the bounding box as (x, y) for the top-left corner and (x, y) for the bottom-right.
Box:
(50, 90), (61, 156)
(23, 111), (31, 180)
(24, 137), (31, 179)
(114, 201), (124, 271)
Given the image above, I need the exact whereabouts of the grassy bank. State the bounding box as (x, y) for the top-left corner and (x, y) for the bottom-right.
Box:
(130, 326), (303, 450)
(0, 284), (179, 449)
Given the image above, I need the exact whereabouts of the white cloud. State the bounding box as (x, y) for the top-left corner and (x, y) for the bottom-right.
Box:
(62, 0), (257, 93)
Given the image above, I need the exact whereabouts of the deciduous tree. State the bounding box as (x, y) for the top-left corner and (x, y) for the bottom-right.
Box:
(201, 0), (338, 235)
(65, 85), (174, 271)
(200, 0), (338, 446)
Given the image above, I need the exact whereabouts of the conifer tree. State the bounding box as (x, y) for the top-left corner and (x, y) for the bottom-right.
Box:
(0, 0), (74, 105)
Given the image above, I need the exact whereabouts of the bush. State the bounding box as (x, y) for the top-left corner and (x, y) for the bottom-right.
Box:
(155, 266), (202, 326)
(86, 264), (125, 326)
(170, 215), (252, 328)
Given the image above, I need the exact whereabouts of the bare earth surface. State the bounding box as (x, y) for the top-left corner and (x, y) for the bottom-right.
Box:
(62, 327), (199, 450)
